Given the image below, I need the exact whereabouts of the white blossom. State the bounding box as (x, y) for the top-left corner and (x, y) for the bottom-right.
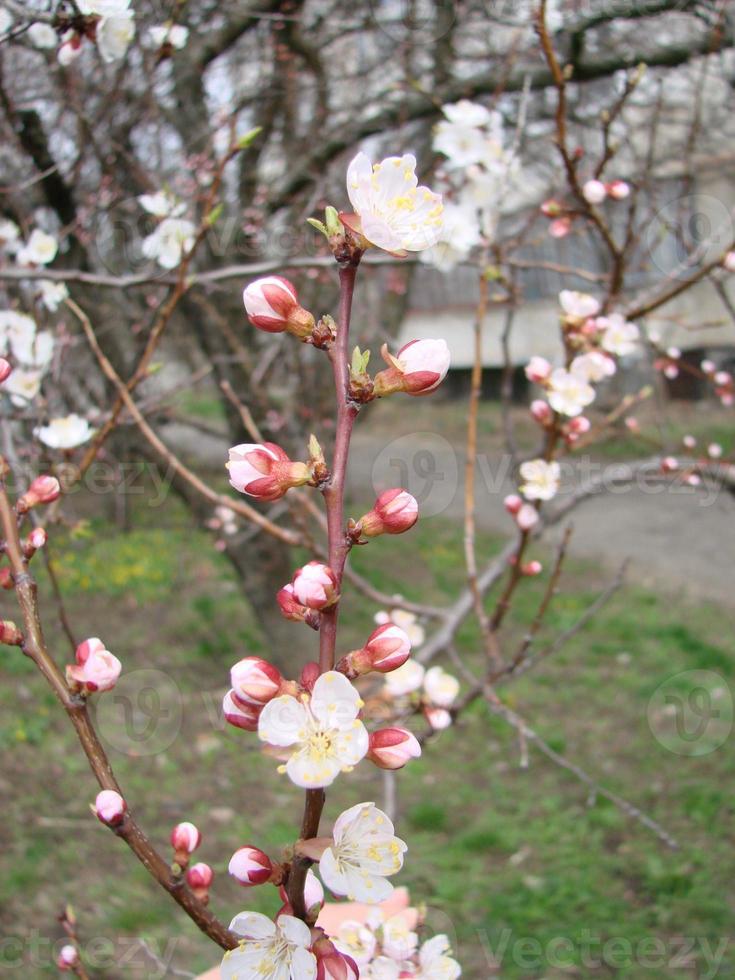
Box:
(258, 671), (368, 788)
(441, 100), (492, 128)
(319, 802), (407, 903)
(221, 913), (316, 980)
(519, 459), (561, 502)
(570, 351), (616, 383)
(547, 368), (595, 417)
(16, 229), (58, 266)
(381, 915), (418, 961)
(334, 921), (377, 968)
(419, 201), (482, 272)
(77, 0), (131, 15)
(598, 314), (639, 357)
(141, 217), (196, 269)
(97, 12), (135, 62)
(35, 415), (93, 450)
(138, 191), (185, 218)
(423, 666), (459, 708)
(28, 22), (58, 48)
(384, 659), (425, 698)
(0, 218), (20, 252)
(0, 7), (12, 34)
(416, 935), (461, 979)
(37, 280), (69, 312)
(2, 368), (43, 405)
(559, 290), (600, 320)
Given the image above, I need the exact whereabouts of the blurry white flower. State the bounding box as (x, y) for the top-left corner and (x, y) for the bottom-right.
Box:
(519, 459), (561, 502)
(547, 368), (595, 417)
(2, 368), (43, 405)
(16, 229), (58, 266)
(334, 921), (377, 968)
(423, 666), (459, 708)
(77, 0), (131, 14)
(97, 12), (135, 62)
(146, 24), (189, 48)
(419, 201), (482, 271)
(221, 913), (316, 980)
(28, 22), (57, 48)
(374, 608), (425, 648)
(582, 179), (607, 205)
(382, 915), (418, 961)
(0, 311), (37, 353)
(384, 659), (425, 697)
(0, 218), (20, 252)
(142, 217), (196, 269)
(441, 100), (492, 127)
(571, 351), (616, 383)
(37, 280), (69, 312)
(35, 414), (93, 450)
(343, 152), (444, 255)
(138, 191), (185, 218)
(416, 934), (461, 979)
(433, 121), (488, 169)
(559, 290), (600, 320)
(598, 314), (639, 357)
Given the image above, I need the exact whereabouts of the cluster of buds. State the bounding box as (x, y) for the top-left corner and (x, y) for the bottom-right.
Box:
(16, 475), (60, 514)
(582, 178), (630, 205)
(223, 656), (294, 732)
(336, 622), (412, 678)
(171, 821), (201, 867)
(227, 442), (312, 501)
(654, 346), (682, 381)
(277, 561), (339, 628)
(93, 789), (127, 827)
(701, 359), (734, 406)
(351, 488), (418, 540)
(540, 180), (630, 238)
(372, 339), (451, 398)
(504, 494), (539, 532)
(66, 638), (121, 695)
(562, 415), (591, 445)
(243, 276), (316, 341)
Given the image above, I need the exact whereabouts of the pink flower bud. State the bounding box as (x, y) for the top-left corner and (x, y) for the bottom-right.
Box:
(291, 562), (339, 610)
(701, 359), (716, 374)
(714, 370), (731, 387)
(606, 180), (630, 200)
(359, 488), (418, 537)
(222, 690), (261, 731)
(0, 567), (12, 590)
(57, 945), (79, 971)
(722, 251), (735, 273)
(230, 656), (284, 707)
(277, 584), (310, 623)
(708, 443), (723, 459)
(567, 416), (591, 435)
(504, 494), (522, 515)
(0, 358), (11, 383)
(661, 456), (678, 473)
(525, 356), (552, 384)
(243, 276), (315, 338)
(424, 706), (452, 730)
(171, 821), (201, 856)
(516, 503), (539, 531)
(300, 661), (320, 692)
(683, 435), (696, 450)
(315, 944), (360, 980)
(521, 560), (543, 576)
(549, 216), (572, 238)
(582, 179), (607, 205)
(367, 728), (422, 770)
(95, 789), (126, 826)
(339, 623), (412, 678)
(625, 416), (640, 433)
(373, 339), (451, 397)
(66, 638), (121, 694)
(29, 527), (47, 549)
(227, 443), (310, 501)
(228, 845), (273, 886)
(186, 861), (214, 891)
(17, 475), (61, 513)
(663, 363), (679, 380)
(0, 620), (23, 646)
(530, 399), (552, 424)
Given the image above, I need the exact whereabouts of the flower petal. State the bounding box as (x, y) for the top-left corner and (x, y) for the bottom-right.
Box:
(258, 695), (309, 747)
(228, 910), (275, 940)
(310, 672), (362, 728)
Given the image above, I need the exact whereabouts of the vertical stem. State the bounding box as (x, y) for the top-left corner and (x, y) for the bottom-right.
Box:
(288, 260), (360, 918)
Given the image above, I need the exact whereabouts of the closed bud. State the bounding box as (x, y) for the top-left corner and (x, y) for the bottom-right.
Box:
(661, 456), (679, 473)
(516, 503), (539, 531)
(521, 560), (543, 576)
(223, 690), (261, 731)
(424, 705), (452, 730)
(57, 944), (79, 971)
(504, 494), (522, 515)
(171, 821), (201, 861)
(358, 488), (418, 537)
(66, 637), (121, 694)
(0, 567), (12, 590)
(373, 339), (450, 397)
(0, 620), (23, 646)
(530, 399), (552, 424)
(567, 416), (591, 435)
(541, 198), (563, 217)
(17, 475), (61, 513)
(23, 526), (47, 558)
(339, 623), (412, 678)
(700, 359), (716, 374)
(94, 789), (126, 826)
(186, 861), (214, 900)
(230, 656), (284, 707)
(243, 276), (315, 339)
(227, 443), (311, 501)
(291, 562), (339, 610)
(300, 661), (320, 692)
(607, 180), (631, 200)
(525, 356), (552, 384)
(367, 728), (422, 770)
(582, 179), (607, 205)
(315, 940), (360, 980)
(549, 216), (572, 238)
(228, 845), (273, 886)
(0, 357), (11, 383)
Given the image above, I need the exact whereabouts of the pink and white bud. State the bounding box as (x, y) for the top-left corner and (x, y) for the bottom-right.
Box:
(625, 416), (640, 433)
(291, 562), (339, 610)
(549, 216), (572, 238)
(606, 180), (630, 200)
(277, 584), (311, 624)
(700, 359), (715, 374)
(223, 689), (260, 731)
(516, 503), (539, 531)
(367, 728), (422, 770)
(0, 620), (23, 646)
(530, 399), (553, 424)
(722, 251), (735, 273)
(227, 443), (310, 501)
(424, 706), (452, 730)
(186, 862), (214, 899)
(315, 943), (360, 980)
(525, 356), (552, 384)
(66, 637), (121, 694)
(171, 821), (201, 858)
(358, 488), (418, 537)
(339, 623), (412, 678)
(559, 290), (601, 321)
(685, 473), (701, 487)
(582, 179), (607, 205)
(682, 435), (697, 450)
(714, 370), (732, 387)
(230, 656), (284, 707)
(17, 475), (61, 513)
(663, 363), (679, 380)
(28, 527), (47, 550)
(661, 456), (679, 473)
(228, 845), (273, 886)
(504, 493), (523, 515)
(57, 945), (79, 971)
(94, 789), (126, 826)
(0, 358), (11, 383)
(708, 443), (723, 459)
(373, 339), (451, 397)
(666, 347), (681, 360)
(521, 560), (543, 576)
(567, 416), (591, 435)
(243, 276), (315, 339)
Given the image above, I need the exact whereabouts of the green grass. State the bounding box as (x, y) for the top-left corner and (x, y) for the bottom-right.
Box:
(0, 500), (733, 977)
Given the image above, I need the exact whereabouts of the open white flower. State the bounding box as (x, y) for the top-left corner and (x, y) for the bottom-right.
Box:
(0, 311), (36, 352)
(35, 414), (93, 450)
(433, 121), (488, 170)
(384, 659), (425, 697)
(598, 313), (639, 357)
(570, 351), (615, 383)
(138, 191), (185, 218)
(258, 671), (368, 788)
(382, 914), (418, 961)
(547, 368), (595, 417)
(146, 24), (189, 49)
(319, 802), (407, 903)
(343, 152), (443, 256)
(142, 217), (196, 269)
(2, 368), (43, 405)
(37, 280), (69, 312)
(519, 459), (560, 502)
(419, 201), (482, 272)
(334, 920), (377, 967)
(559, 290), (600, 320)
(97, 12), (135, 62)
(16, 229), (58, 266)
(441, 100), (492, 128)
(416, 935), (461, 979)
(423, 666), (459, 708)
(221, 912), (316, 980)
